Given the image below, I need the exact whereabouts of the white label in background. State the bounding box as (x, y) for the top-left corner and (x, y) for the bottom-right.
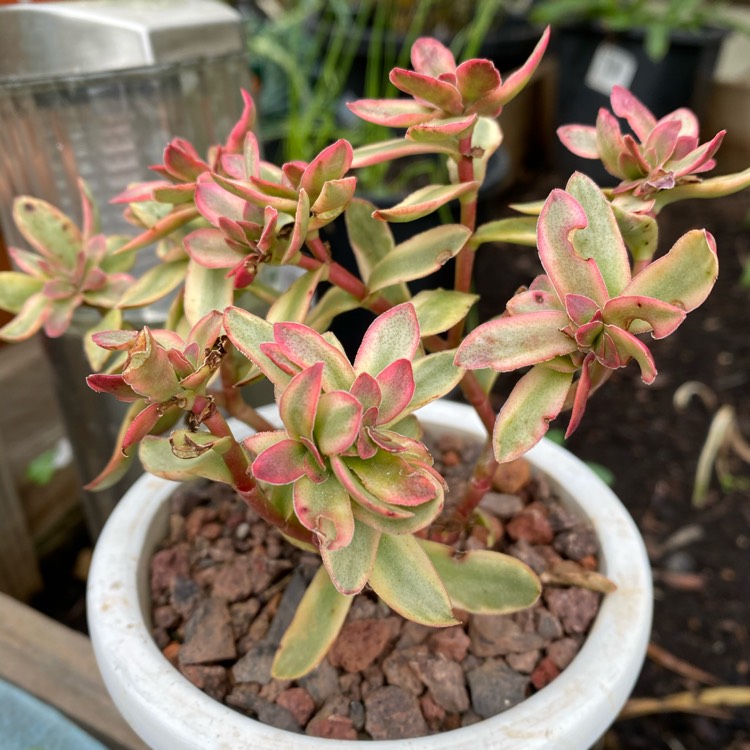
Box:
(584, 42), (638, 95)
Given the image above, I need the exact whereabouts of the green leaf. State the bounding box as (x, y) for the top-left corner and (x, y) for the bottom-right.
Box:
(373, 182), (479, 223)
(0, 294), (48, 341)
(294, 474), (355, 551)
(183, 262), (233, 326)
(420, 540), (541, 614)
(610, 202), (658, 264)
(12, 196), (81, 265)
(351, 138), (458, 169)
(368, 224), (470, 293)
(469, 217), (538, 248)
(406, 351), (464, 417)
(118, 260), (188, 309)
(411, 289), (478, 336)
(493, 365), (573, 463)
(267, 267), (325, 324)
(139, 434), (235, 484)
(369, 533), (458, 627)
(305, 286), (360, 331)
(321, 519), (380, 595)
(344, 198), (395, 282)
(271, 565), (353, 680)
(353, 303), (419, 377)
(84, 307), (123, 371)
(0, 272), (44, 314)
(565, 173), (631, 298)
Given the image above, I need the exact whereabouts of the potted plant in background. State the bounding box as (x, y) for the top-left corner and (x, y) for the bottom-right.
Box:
(1, 21), (750, 749)
(530, 0), (747, 181)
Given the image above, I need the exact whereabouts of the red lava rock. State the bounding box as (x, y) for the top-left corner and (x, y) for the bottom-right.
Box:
(442, 449), (461, 467)
(420, 693), (446, 729)
(328, 618), (396, 673)
(364, 685), (428, 740)
(162, 641), (181, 668)
(506, 502), (554, 545)
(179, 598), (237, 665)
(306, 699), (358, 740)
(185, 507), (217, 541)
(396, 621), (432, 648)
(179, 664), (228, 701)
(492, 458), (532, 493)
(553, 527), (599, 560)
(276, 687), (315, 726)
(153, 604), (180, 629)
(382, 646), (427, 695)
(530, 655), (561, 689)
(479, 491), (525, 519)
(536, 607), (564, 640)
(547, 637), (583, 670)
(201, 521), (223, 540)
(212, 557), (254, 603)
(410, 656), (470, 713)
(469, 613), (546, 657)
(229, 598), (261, 640)
(428, 626), (471, 662)
(506, 650), (540, 674)
(544, 587), (601, 635)
(151, 545), (190, 595)
(298, 659), (340, 706)
(466, 659), (530, 718)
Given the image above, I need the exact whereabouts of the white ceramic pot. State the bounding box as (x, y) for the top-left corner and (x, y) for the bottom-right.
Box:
(87, 400), (652, 750)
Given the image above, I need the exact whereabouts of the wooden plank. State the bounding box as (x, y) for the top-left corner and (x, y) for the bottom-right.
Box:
(0, 592), (148, 750)
(0, 432), (42, 599)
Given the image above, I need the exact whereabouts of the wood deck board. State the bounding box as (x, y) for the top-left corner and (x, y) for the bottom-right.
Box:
(0, 592), (148, 750)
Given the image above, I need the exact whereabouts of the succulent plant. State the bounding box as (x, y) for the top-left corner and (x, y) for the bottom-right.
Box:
(1, 27), (747, 682)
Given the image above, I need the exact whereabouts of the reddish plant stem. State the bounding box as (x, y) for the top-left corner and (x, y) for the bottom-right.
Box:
(193, 396), (314, 546)
(306, 233), (331, 264)
(448, 134), (479, 349)
(453, 439), (497, 525)
(297, 254), (391, 314)
(458, 371), (497, 436)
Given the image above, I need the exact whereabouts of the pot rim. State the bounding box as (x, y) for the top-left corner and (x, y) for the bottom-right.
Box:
(87, 399), (652, 749)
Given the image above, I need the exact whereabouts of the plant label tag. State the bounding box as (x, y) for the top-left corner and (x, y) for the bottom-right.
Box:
(585, 42), (637, 95)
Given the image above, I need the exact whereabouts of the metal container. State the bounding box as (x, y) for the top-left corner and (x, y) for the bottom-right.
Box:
(0, 0), (250, 537)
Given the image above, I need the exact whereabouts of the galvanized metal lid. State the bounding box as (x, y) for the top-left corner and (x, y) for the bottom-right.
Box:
(0, 0), (245, 83)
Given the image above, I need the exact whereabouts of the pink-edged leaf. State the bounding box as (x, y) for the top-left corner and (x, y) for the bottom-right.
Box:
(193, 173), (247, 224)
(389, 69), (463, 114)
(375, 359), (415, 424)
(610, 85), (657, 141)
(623, 229), (718, 312)
(347, 454), (440, 508)
(642, 118), (682, 166)
(557, 125), (599, 159)
(346, 98), (434, 127)
(183, 227), (240, 268)
(505, 287), (561, 315)
(373, 181), (478, 223)
(248, 174), (299, 200)
(309, 177), (356, 227)
(537, 187), (610, 307)
(43, 297), (78, 338)
(406, 113), (477, 142)
(86, 373), (140, 401)
(594, 108), (628, 178)
(252, 439), (308, 485)
(565, 293), (600, 327)
(606, 325), (657, 383)
(300, 140), (353, 202)
(122, 401), (163, 452)
(354, 302), (420, 377)
(92, 329), (139, 350)
(274, 322), (355, 392)
(163, 138), (209, 181)
(351, 138), (457, 168)
(330, 456), (415, 520)
(122, 331), (181, 402)
(622, 134), (652, 175)
(455, 311), (578, 371)
(243, 429), (288, 457)
(111, 180), (171, 204)
(12, 196), (81, 265)
(279, 189), (309, 263)
(494, 26), (551, 106)
(294, 474), (354, 552)
(350, 372), (382, 412)
(411, 37), (456, 77)
(281, 161), (306, 190)
(77, 179), (99, 239)
(565, 172), (631, 296)
(314, 390), (363, 456)
(280, 363), (323, 442)
(493, 365), (573, 462)
(211, 174), (298, 214)
(667, 130), (725, 178)
(565, 353), (594, 438)
(152, 183), (196, 204)
(224, 89), (256, 153)
(662, 107), (699, 139)
(455, 59), (501, 105)
(603, 295), (686, 338)
(7, 247), (47, 278)
(115, 207), (199, 255)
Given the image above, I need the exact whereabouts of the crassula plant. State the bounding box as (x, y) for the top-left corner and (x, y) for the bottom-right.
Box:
(1, 29), (747, 680)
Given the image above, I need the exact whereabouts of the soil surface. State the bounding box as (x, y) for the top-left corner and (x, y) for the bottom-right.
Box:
(30, 170), (750, 747)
